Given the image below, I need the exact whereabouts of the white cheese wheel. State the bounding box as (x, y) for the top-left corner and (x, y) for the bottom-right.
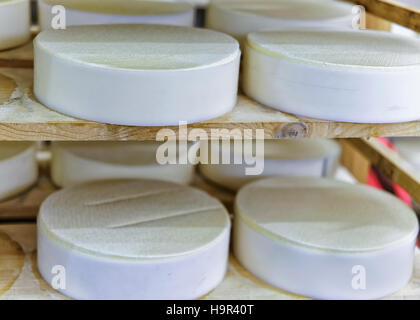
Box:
(0, 0), (30, 50)
(243, 30), (420, 123)
(234, 177), (419, 299)
(38, 179), (231, 300)
(51, 141), (196, 187)
(206, 0), (355, 43)
(392, 138), (420, 170)
(0, 142), (38, 201)
(34, 24), (240, 126)
(199, 139), (341, 190)
(38, 0), (194, 30)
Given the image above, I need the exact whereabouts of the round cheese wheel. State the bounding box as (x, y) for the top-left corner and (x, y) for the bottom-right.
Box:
(0, 142), (38, 201)
(34, 24), (240, 126)
(199, 139), (341, 191)
(206, 0), (355, 43)
(234, 177), (419, 299)
(51, 141), (196, 187)
(243, 30), (420, 123)
(392, 138), (420, 170)
(38, 179), (231, 300)
(38, 0), (194, 30)
(0, 0), (30, 50)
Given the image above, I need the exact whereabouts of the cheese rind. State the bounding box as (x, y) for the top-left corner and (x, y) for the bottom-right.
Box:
(0, 0), (30, 50)
(234, 177), (419, 299)
(243, 30), (420, 123)
(199, 139), (341, 190)
(38, 179), (231, 299)
(206, 0), (355, 43)
(0, 142), (38, 201)
(34, 24), (240, 126)
(51, 141), (196, 187)
(38, 0), (194, 30)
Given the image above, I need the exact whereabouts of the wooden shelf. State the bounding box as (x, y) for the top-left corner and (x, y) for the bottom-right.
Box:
(349, 0), (420, 32)
(1, 68), (420, 140)
(0, 39), (33, 69)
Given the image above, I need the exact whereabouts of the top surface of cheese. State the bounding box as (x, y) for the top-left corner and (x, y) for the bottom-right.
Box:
(41, 0), (192, 15)
(247, 30), (420, 70)
(35, 24), (239, 70)
(236, 177), (418, 252)
(0, 0), (25, 4)
(53, 141), (180, 166)
(0, 142), (34, 162)
(39, 180), (230, 260)
(211, 0), (352, 20)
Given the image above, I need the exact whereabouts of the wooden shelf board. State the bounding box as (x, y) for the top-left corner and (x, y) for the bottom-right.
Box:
(1, 68), (420, 140)
(349, 0), (420, 32)
(0, 39), (34, 69)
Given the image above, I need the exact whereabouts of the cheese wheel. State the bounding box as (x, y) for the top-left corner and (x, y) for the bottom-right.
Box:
(234, 177), (419, 299)
(38, 0), (194, 30)
(199, 139), (341, 191)
(243, 30), (420, 123)
(51, 141), (196, 187)
(392, 138), (420, 170)
(206, 0), (355, 43)
(0, 142), (38, 201)
(38, 179), (231, 300)
(0, 0), (30, 50)
(34, 24), (240, 126)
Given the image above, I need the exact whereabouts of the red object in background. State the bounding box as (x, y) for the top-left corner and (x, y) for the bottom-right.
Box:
(366, 137), (412, 207)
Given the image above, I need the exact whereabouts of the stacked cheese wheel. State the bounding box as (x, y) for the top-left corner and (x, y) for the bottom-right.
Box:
(243, 30), (420, 123)
(0, 142), (38, 201)
(199, 139), (341, 191)
(0, 0), (30, 50)
(38, 0), (195, 30)
(206, 0), (355, 42)
(37, 179), (231, 300)
(34, 24), (240, 126)
(51, 141), (196, 187)
(234, 177), (419, 299)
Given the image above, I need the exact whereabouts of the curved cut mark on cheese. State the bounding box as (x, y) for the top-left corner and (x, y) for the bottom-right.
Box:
(39, 180), (230, 259)
(35, 24), (240, 70)
(0, 231), (25, 297)
(41, 0), (192, 16)
(84, 187), (180, 206)
(236, 177), (419, 253)
(247, 30), (420, 70)
(0, 74), (17, 104)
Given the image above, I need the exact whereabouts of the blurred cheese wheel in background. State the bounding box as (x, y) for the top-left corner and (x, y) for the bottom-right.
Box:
(38, 179), (231, 299)
(38, 0), (194, 30)
(51, 141), (196, 187)
(199, 139), (341, 191)
(243, 29), (420, 123)
(206, 0), (355, 43)
(0, 0), (30, 50)
(0, 142), (38, 201)
(392, 138), (420, 170)
(234, 177), (419, 299)
(34, 24), (240, 126)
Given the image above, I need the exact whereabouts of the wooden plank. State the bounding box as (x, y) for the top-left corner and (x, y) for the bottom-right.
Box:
(0, 223), (419, 300)
(340, 140), (371, 183)
(346, 138), (420, 204)
(2, 68), (420, 140)
(349, 0), (420, 32)
(0, 39), (34, 69)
